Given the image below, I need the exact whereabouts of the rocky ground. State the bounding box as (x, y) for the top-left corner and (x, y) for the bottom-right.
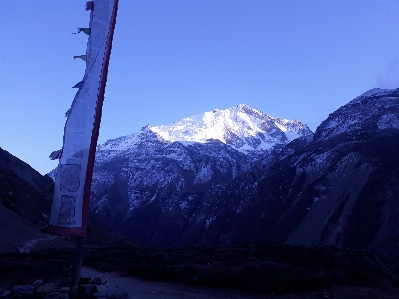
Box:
(1, 244), (399, 298)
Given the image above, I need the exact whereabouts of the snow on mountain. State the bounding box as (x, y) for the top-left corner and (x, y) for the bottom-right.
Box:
(314, 88), (399, 142)
(93, 103), (312, 166)
(85, 104), (312, 246)
(95, 126), (167, 164)
(193, 88), (399, 253)
(151, 104), (312, 154)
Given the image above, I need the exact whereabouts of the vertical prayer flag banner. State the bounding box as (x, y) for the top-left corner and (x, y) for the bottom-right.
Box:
(49, 0), (118, 236)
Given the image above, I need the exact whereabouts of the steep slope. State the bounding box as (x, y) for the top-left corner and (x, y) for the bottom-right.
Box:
(0, 165), (52, 228)
(0, 165), (74, 252)
(0, 147), (53, 191)
(199, 88), (399, 255)
(88, 105), (311, 246)
(0, 148), (56, 228)
(90, 128), (254, 246)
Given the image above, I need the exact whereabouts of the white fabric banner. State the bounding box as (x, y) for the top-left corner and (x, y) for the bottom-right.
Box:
(49, 0), (118, 236)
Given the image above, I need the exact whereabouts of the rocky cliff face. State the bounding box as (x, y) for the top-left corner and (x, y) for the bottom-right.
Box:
(87, 104), (312, 247)
(199, 88), (399, 255)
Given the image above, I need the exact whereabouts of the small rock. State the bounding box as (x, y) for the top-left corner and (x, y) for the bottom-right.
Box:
(95, 285), (113, 293)
(33, 279), (45, 289)
(12, 285), (34, 295)
(89, 276), (107, 285)
(36, 283), (58, 294)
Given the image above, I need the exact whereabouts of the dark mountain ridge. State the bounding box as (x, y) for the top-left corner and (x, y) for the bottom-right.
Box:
(0, 147), (53, 192)
(0, 147), (53, 227)
(87, 88), (399, 255)
(0, 152), (70, 252)
(197, 88), (399, 255)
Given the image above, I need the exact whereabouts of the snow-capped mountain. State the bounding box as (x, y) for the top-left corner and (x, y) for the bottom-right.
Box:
(87, 104), (311, 246)
(93, 104), (312, 164)
(50, 90), (399, 254)
(151, 104), (311, 153)
(191, 88), (399, 255)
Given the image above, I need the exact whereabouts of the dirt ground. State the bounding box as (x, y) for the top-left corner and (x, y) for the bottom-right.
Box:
(82, 266), (266, 299)
(81, 266), (399, 299)
(1, 245), (399, 299)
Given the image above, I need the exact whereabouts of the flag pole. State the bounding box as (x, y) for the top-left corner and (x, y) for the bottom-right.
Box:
(71, 236), (85, 287)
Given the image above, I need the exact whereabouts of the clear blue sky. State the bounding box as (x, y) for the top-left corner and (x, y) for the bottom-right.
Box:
(1, 0), (399, 175)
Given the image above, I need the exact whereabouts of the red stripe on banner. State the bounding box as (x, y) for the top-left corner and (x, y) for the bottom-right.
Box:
(49, 0), (119, 236)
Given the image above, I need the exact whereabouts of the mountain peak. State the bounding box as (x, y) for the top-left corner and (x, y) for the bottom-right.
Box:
(150, 104), (312, 153)
(233, 103), (250, 110)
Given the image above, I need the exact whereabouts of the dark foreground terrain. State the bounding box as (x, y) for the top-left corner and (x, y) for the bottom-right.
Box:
(1, 245), (399, 298)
